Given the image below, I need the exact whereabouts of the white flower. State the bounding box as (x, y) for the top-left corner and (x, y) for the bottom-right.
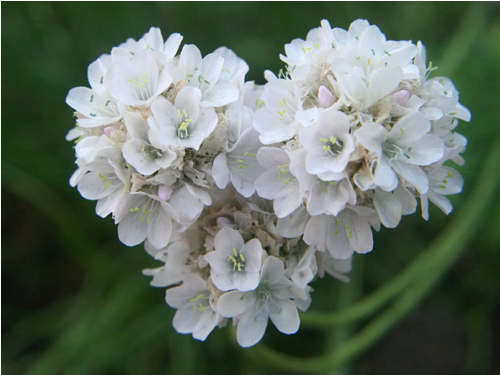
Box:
(150, 88), (218, 150)
(299, 110), (355, 175)
(204, 227), (263, 292)
(76, 159), (130, 218)
(303, 206), (379, 259)
(142, 238), (192, 288)
(122, 111), (177, 175)
(211, 128), (266, 198)
(107, 50), (173, 107)
(253, 79), (301, 144)
(111, 28), (183, 65)
(373, 184), (417, 228)
(167, 183), (212, 228)
(306, 177), (357, 216)
(114, 192), (180, 249)
(179, 44), (239, 107)
(421, 77), (471, 122)
(254, 147), (302, 217)
(420, 165), (464, 220)
(66, 86), (121, 128)
(74, 134), (119, 165)
(356, 111), (444, 193)
(166, 274), (222, 341)
(335, 65), (404, 112)
(216, 256), (307, 347)
(212, 46), (249, 89)
(317, 252), (352, 283)
(277, 204), (310, 238)
(288, 246), (318, 289)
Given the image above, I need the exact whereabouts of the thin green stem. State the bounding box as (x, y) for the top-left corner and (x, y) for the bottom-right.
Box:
(438, 3), (486, 77)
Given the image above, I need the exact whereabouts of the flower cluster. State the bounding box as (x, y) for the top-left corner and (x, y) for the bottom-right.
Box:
(67, 20), (469, 347)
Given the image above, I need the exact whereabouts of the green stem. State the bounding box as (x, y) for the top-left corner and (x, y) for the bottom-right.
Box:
(437, 2), (486, 77)
(248, 135), (500, 372)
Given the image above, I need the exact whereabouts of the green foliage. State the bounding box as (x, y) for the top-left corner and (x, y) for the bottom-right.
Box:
(2, 2), (500, 374)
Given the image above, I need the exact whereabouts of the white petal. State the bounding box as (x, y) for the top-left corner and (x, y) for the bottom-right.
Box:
(174, 86), (202, 120)
(163, 33), (184, 61)
(256, 147), (289, 170)
(95, 191), (123, 218)
(122, 139), (160, 176)
(173, 305), (203, 334)
(269, 300), (300, 334)
(392, 161), (428, 194)
(217, 290), (256, 318)
(147, 208), (172, 249)
(166, 274), (208, 308)
(405, 134), (444, 166)
(254, 169), (288, 200)
(373, 189), (402, 228)
(373, 158), (398, 191)
(236, 309), (268, 347)
(390, 112), (431, 146)
(277, 205), (310, 238)
(274, 185), (302, 218)
(212, 153), (230, 189)
(123, 111), (148, 140)
(192, 310), (218, 341)
(428, 191), (453, 215)
(117, 212), (147, 247)
(179, 44), (202, 73)
(214, 227), (245, 253)
(368, 66), (403, 103)
(202, 81), (239, 107)
(326, 218), (352, 259)
(355, 122), (387, 154)
(303, 215), (329, 251)
(260, 257), (286, 285)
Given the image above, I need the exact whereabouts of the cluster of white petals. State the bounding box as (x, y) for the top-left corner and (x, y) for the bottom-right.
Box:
(253, 19), (470, 260)
(67, 20), (469, 347)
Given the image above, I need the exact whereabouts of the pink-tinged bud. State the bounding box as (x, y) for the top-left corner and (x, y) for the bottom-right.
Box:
(104, 125), (120, 138)
(158, 185), (174, 201)
(393, 90), (410, 106)
(216, 217), (232, 228)
(318, 86), (336, 107)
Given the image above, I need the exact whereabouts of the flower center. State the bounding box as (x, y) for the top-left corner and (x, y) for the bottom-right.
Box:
(177, 109), (194, 139)
(258, 289), (270, 305)
(383, 141), (408, 160)
(321, 136), (344, 156)
(228, 248), (245, 272)
(128, 73), (152, 101)
(129, 202), (156, 224)
(189, 293), (207, 312)
(142, 143), (163, 159)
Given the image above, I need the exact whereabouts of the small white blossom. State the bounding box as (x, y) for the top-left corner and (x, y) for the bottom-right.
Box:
(107, 50), (173, 107)
(204, 227), (263, 292)
(179, 44), (239, 107)
(299, 110), (355, 175)
(217, 257), (307, 347)
(254, 147), (302, 218)
(150, 88), (218, 150)
(122, 111), (177, 175)
(420, 165), (464, 220)
(166, 274), (222, 341)
(212, 128), (265, 198)
(356, 112), (444, 193)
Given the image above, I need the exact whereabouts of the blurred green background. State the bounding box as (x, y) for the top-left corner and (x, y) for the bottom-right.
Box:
(2, 2), (500, 374)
